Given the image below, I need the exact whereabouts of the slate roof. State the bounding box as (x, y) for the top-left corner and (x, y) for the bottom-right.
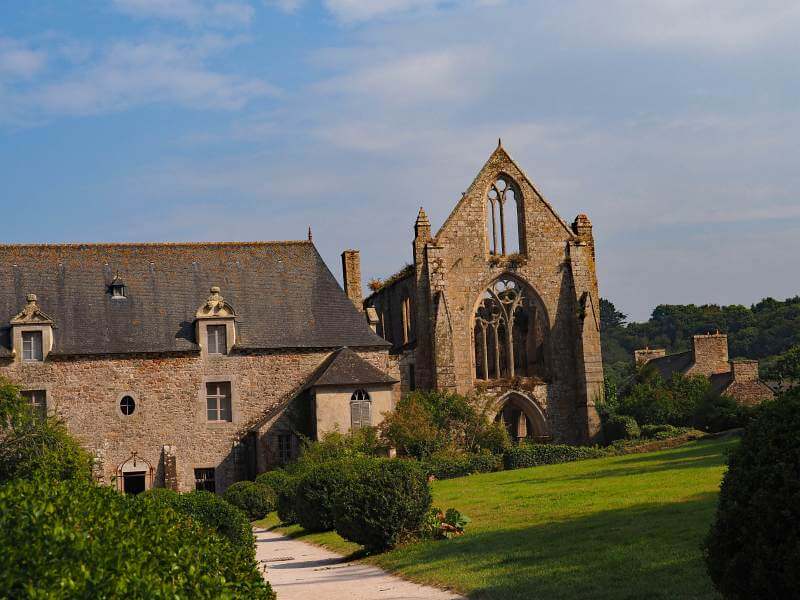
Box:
(0, 241), (388, 356)
(304, 347), (398, 388)
(645, 351), (694, 381)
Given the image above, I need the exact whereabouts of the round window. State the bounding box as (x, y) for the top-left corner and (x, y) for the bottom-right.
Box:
(120, 395), (136, 416)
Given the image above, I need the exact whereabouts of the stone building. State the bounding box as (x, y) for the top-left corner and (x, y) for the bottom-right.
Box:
(634, 333), (774, 406)
(364, 143), (604, 444)
(0, 241), (398, 494)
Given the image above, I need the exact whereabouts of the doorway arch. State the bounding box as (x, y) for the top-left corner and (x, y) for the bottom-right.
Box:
(495, 391), (548, 442)
(116, 452), (155, 495)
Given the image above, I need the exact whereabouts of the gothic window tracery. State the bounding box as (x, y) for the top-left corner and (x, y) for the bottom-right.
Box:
(486, 175), (521, 256)
(473, 277), (546, 380)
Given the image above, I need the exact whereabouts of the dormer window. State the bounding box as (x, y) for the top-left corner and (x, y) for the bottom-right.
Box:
(110, 275), (126, 299)
(207, 325), (227, 355)
(22, 331), (43, 362)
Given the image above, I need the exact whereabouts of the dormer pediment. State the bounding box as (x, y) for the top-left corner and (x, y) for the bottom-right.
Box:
(195, 286), (236, 319)
(10, 294), (54, 325)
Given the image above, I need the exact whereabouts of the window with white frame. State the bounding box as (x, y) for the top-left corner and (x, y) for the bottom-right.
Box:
(21, 331), (43, 362)
(350, 389), (372, 430)
(21, 390), (46, 420)
(207, 325), (227, 355)
(206, 382), (232, 422)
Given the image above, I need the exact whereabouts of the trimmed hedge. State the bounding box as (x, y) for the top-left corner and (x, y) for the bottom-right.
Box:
(334, 459), (432, 551)
(503, 443), (606, 470)
(276, 476), (301, 524)
(294, 460), (361, 532)
(223, 481), (276, 521)
(422, 452), (501, 480)
(604, 415), (641, 443)
(255, 469), (292, 495)
(704, 395), (800, 598)
(640, 424), (687, 440)
(0, 477), (274, 599)
(139, 488), (254, 559)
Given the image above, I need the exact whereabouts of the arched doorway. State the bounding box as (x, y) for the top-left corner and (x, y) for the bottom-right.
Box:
(116, 452), (155, 495)
(495, 391), (548, 442)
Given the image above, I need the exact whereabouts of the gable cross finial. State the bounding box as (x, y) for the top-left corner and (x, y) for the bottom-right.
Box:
(498, 137), (502, 148)
(308, 226), (313, 241)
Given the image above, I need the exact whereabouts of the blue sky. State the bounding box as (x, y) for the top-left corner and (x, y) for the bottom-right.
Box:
(2, 1), (799, 320)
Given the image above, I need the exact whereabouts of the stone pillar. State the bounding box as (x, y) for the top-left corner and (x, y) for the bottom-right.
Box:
(413, 208), (434, 389)
(341, 250), (363, 311)
(162, 445), (178, 491)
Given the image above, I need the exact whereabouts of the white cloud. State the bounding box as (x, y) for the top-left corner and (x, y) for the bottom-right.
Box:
(32, 37), (277, 115)
(265, 0), (304, 13)
(112, 0), (254, 27)
(0, 38), (47, 79)
(322, 0), (442, 23)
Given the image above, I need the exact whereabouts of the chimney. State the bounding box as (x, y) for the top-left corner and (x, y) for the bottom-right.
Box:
(341, 249), (363, 311)
(731, 359), (759, 382)
(691, 332), (729, 375)
(572, 213), (593, 243)
(634, 347), (666, 366)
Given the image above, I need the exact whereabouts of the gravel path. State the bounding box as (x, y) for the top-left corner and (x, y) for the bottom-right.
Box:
(255, 527), (464, 600)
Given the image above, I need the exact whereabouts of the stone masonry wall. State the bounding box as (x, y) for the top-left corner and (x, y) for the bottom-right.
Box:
(0, 345), (396, 492)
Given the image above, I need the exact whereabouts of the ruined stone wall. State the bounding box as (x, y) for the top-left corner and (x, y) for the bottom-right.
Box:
(410, 146), (602, 443)
(0, 345), (396, 492)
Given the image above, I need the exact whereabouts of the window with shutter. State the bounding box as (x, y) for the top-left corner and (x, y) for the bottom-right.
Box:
(350, 389), (371, 430)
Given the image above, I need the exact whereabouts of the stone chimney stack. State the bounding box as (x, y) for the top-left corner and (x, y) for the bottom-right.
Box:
(634, 347), (666, 366)
(690, 332), (729, 376)
(572, 213), (593, 243)
(731, 359), (759, 382)
(341, 249), (363, 311)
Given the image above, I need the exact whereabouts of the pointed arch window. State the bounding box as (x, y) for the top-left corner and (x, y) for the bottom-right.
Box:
(474, 277), (545, 380)
(486, 175), (521, 256)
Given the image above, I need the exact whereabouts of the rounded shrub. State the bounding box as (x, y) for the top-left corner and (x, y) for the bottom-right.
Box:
(276, 475), (301, 524)
(704, 395), (800, 598)
(422, 452), (501, 480)
(0, 477), (274, 598)
(604, 414), (641, 443)
(295, 460), (361, 532)
(223, 481), (276, 521)
(333, 459), (432, 551)
(178, 491), (254, 557)
(255, 469), (292, 495)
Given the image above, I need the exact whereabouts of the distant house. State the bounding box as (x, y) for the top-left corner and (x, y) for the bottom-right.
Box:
(634, 333), (774, 406)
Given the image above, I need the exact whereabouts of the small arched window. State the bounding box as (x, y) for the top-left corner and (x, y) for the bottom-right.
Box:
(486, 175), (521, 256)
(350, 389), (372, 430)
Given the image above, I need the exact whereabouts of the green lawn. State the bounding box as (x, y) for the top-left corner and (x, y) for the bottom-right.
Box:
(258, 437), (736, 599)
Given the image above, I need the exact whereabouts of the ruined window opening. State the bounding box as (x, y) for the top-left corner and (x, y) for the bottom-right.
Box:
(194, 468), (216, 493)
(21, 390), (46, 419)
(350, 389), (371, 430)
(21, 331), (43, 362)
(473, 277), (545, 381)
(207, 325), (227, 355)
(206, 382), (232, 422)
(401, 295), (413, 344)
(486, 175), (521, 256)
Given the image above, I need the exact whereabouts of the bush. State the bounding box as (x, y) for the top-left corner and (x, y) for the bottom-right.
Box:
(604, 414), (640, 443)
(704, 394), (800, 598)
(618, 373), (711, 426)
(422, 452), (501, 479)
(138, 488), (254, 559)
(223, 481), (276, 521)
(255, 469), (292, 495)
(471, 420), (512, 455)
(294, 427), (386, 470)
(333, 459), (432, 551)
(640, 424), (685, 439)
(692, 393), (753, 433)
(0, 378), (92, 484)
(0, 477), (274, 599)
(276, 476), (301, 524)
(295, 460), (361, 532)
(503, 443), (606, 470)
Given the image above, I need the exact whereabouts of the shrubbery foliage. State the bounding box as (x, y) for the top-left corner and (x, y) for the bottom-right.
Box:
(603, 414), (640, 442)
(422, 451), (501, 479)
(276, 475), (301, 524)
(294, 459), (362, 532)
(0, 379), (92, 484)
(0, 477), (274, 599)
(223, 481), (276, 521)
(333, 459), (432, 551)
(503, 443), (606, 470)
(704, 393), (800, 599)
